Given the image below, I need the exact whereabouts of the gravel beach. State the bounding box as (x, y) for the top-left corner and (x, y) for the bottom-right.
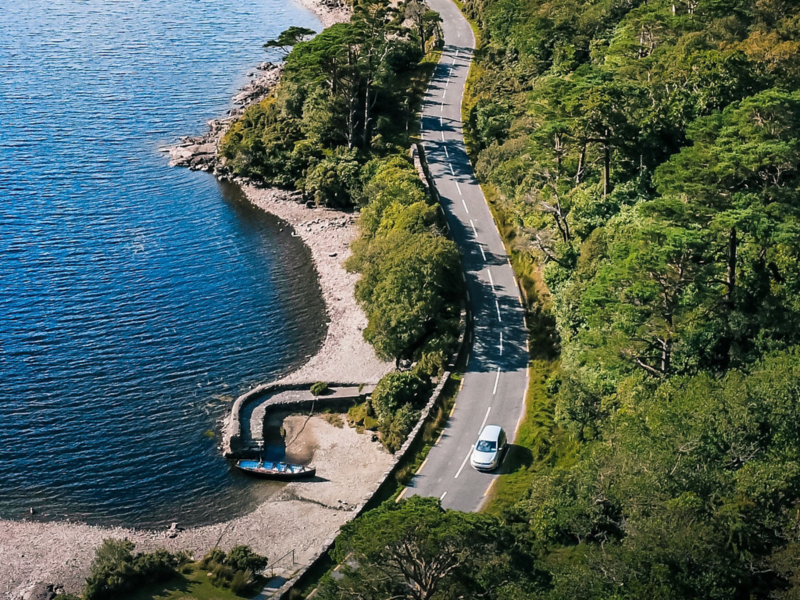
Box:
(3, 416), (393, 598)
(244, 185), (393, 386)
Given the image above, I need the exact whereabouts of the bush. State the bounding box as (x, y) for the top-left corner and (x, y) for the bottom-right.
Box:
(210, 563), (235, 588)
(380, 404), (420, 453)
(225, 545), (268, 573)
(230, 569), (254, 595)
(311, 381), (329, 396)
(201, 545), (267, 590)
(200, 548), (225, 569)
(83, 539), (181, 600)
(304, 147), (361, 207)
(370, 372), (426, 421)
(347, 401), (371, 428)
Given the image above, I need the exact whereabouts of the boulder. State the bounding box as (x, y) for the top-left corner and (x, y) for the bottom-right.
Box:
(22, 583), (56, 600)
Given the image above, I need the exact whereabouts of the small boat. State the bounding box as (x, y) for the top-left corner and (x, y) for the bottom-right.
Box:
(235, 459), (316, 480)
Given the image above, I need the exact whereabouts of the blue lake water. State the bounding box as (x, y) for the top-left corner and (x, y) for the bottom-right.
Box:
(0, 0), (325, 528)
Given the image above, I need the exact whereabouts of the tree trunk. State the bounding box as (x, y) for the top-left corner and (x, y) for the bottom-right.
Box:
(576, 143), (587, 184)
(661, 338), (671, 375)
(726, 226), (737, 309)
(602, 135), (610, 197)
(363, 84), (372, 148)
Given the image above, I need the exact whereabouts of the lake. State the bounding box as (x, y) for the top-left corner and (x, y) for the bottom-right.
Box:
(0, 0), (325, 528)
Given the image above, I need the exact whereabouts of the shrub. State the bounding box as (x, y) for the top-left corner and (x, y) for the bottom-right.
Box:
(230, 569), (254, 595)
(380, 404), (420, 453)
(311, 381), (329, 396)
(210, 563), (235, 587)
(304, 147), (361, 207)
(200, 547), (226, 569)
(225, 545), (268, 574)
(347, 401), (371, 428)
(322, 412), (344, 428)
(371, 372), (426, 421)
(83, 539), (181, 600)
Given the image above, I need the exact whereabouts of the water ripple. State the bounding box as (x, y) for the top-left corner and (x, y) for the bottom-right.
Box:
(0, 0), (324, 528)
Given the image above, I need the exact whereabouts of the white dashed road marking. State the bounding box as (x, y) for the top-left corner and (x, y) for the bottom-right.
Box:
(478, 406), (491, 434)
(454, 445), (473, 479)
(493, 368), (501, 395)
(495, 300), (502, 322)
(462, 198), (470, 213)
(487, 268), (495, 291)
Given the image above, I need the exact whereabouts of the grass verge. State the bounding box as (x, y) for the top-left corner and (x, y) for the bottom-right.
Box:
(123, 564), (252, 600)
(482, 361), (578, 516)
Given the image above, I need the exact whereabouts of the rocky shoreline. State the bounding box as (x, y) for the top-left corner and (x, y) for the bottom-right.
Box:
(3, 416), (393, 599)
(165, 61), (282, 173)
(164, 0), (351, 174)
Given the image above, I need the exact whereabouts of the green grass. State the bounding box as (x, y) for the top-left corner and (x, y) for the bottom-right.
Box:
(122, 564), (252, 600)
(483, 361), (577, 516)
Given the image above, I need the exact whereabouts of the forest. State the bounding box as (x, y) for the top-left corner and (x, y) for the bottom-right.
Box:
(319, 0), (800, 599)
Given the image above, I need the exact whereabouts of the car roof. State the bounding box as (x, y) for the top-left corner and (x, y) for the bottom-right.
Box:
(478, 425), (503, 441)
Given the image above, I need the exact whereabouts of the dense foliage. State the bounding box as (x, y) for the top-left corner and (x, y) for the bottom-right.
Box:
(334, 1), (800, 599)
(82, 539), (189, 600)
(220, 0), (435, 203)
(318, 496), (541, 600)
(199, 545), (268, 594)
(80, 541), (266, 599)
(465, 0), (800, 382)
(222, 0), (460, 452)
(346, 155), (461, 451)
(461, 0), (800, 597)
(347, 157), (462, 367)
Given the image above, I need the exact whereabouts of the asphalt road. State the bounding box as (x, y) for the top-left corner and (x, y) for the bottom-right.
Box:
(406, 0), (529, 512)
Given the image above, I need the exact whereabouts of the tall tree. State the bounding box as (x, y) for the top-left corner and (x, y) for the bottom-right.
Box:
(263, 26), (317, 56)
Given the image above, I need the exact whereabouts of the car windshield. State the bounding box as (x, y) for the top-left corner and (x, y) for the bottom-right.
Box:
(476, 440), (496, 452)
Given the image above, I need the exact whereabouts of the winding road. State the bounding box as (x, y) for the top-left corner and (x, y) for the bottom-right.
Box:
(406, 0), (529, 512)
